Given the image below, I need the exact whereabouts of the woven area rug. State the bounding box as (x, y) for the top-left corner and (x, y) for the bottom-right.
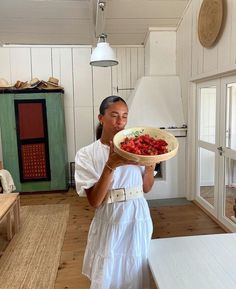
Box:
(0, 204), (69, 289)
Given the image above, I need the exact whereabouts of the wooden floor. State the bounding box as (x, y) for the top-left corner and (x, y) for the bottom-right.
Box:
(1, 189), (225, 289)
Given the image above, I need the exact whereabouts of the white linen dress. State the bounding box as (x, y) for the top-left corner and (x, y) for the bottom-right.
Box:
(75, 140), (153, 289)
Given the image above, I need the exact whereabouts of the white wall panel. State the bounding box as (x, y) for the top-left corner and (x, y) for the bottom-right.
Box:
(148, 31), (176, 75)
(72, 47), (93, 107)
(75, 107), (94, 152)
(186, 0), (236, 80)
(144, 38), (150, 76)
(92, 66), (112, 106)
(58, 48), (75, 162)
(231, 0), (236, 68)
(111, 48), (118, 95)
(130, 48), (138, 88)
(203, 46), (218, 74)
(184, 5), (193, 79)
(0, 44), (144, 178)
(9, 48), (31, 82)
(124, 48), (131, 99)
(111, 47), (144, 100)
(218, 0), (232, 72)
(31, 48), (52, 80)
(64, 106), (76, 163)
(0, 48), (11, 82)
(117, 48), (130, 100)
(176, 23), (182, 77)
(137, 48), (144, 75)
(191, 0), (203, 77)
(51, 48), (61, 80)
(133, 47), (145, 98)
(177, 3), (192, 123)
(59, 48), (74, 108)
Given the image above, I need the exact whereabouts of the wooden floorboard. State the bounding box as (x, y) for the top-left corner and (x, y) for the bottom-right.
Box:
(0, 189), (225, 289)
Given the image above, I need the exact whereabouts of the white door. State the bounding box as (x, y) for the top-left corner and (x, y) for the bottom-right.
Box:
(196, 79), (220, 218)
(196, 76), (236, 232)
(218, 76), (236, 231)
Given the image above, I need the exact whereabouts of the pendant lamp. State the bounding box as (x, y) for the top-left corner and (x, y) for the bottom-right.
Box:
(90, 33), (118, 67)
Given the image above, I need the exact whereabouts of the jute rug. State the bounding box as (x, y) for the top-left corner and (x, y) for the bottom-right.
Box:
(0, 204), (69, 289)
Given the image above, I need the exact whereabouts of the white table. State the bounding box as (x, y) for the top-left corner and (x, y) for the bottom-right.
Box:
(148, 233), (236, 289)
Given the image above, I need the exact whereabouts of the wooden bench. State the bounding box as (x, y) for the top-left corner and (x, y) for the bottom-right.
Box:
(0, 193), (20, 240)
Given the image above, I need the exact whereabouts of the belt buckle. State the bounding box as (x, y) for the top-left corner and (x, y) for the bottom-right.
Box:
(117, 188), (126, 202)
(124, 188), (127, 201)
(114, 188), (126, 202)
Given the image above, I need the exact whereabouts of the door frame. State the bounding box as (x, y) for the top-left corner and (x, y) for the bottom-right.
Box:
(195, 78), (221, 218)
(195, 75), (236, 232)
(218, 75), (236, 231)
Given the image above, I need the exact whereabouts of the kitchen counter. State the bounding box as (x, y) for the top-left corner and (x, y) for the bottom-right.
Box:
(148, 233), (236, 289)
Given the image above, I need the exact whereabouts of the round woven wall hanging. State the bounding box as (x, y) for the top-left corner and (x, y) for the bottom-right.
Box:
(198, 0), (224, 48)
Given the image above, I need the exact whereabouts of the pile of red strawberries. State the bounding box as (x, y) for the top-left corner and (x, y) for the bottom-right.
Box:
(120, 134), (168, 155)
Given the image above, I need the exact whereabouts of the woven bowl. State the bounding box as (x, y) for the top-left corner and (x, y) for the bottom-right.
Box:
(113, 127), (179, 165)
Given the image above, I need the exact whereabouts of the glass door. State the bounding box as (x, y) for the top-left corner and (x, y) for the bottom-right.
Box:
(196, 76), (236, 232)
(196, 80), (220, 217)
(218, 77), (236, 231)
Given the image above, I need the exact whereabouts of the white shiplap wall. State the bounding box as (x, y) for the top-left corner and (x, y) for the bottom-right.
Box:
(0, 45), (144, 164)
(176, 0), (236, 200)
(178, 0), (236, 84)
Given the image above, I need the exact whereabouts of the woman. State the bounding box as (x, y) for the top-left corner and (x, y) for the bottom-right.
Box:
(75, 95), (155, 289)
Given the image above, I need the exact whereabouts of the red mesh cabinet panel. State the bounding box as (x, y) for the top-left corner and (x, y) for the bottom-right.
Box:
(15, 99), (51, 182)
(21, 143), (47, 179)
(18, 103), (45, 139)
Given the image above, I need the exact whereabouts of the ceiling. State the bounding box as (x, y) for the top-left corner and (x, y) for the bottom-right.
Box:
(0, 0), (190, 46)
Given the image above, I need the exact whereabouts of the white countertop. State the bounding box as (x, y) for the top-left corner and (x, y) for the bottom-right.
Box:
(148, 233), (236, 289)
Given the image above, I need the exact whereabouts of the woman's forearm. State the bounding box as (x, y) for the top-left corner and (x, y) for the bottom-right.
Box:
(85, 164), (114, 208)
(143, 165), (155, 193)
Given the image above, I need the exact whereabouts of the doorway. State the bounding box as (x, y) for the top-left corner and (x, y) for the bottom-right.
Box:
(196, 76), (236, 232)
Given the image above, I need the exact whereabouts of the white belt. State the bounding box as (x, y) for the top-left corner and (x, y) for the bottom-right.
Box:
(105, 186), (143, 204)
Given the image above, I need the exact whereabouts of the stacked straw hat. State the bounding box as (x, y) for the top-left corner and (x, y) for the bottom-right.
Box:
(29, 77), (42, 88)
(14, 80), (29, 89)
(39, 77), (63, 90)
(0, 78), (13, 88)
(13, 78), (42, 89)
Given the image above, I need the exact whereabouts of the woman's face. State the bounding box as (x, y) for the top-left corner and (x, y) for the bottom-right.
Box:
(99, 101), (128, 136)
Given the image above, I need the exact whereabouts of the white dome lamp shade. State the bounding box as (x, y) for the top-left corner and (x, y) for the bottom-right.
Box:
(90, 33), (118, 67)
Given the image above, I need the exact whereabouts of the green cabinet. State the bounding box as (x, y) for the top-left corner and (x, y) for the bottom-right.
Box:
(0, 91), (68, 192)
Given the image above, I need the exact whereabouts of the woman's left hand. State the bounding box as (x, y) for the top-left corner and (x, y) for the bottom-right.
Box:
(144, 163), (156, 171)
(106, 141), (140, 169)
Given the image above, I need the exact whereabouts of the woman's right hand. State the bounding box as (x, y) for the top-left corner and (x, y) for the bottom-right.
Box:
(106, 141), (139, 169)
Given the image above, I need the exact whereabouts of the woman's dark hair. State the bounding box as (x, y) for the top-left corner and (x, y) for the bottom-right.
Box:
(96, 95), (127, 140)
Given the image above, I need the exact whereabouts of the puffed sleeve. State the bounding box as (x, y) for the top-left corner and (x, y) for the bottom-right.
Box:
(74, 147), (100, 197)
